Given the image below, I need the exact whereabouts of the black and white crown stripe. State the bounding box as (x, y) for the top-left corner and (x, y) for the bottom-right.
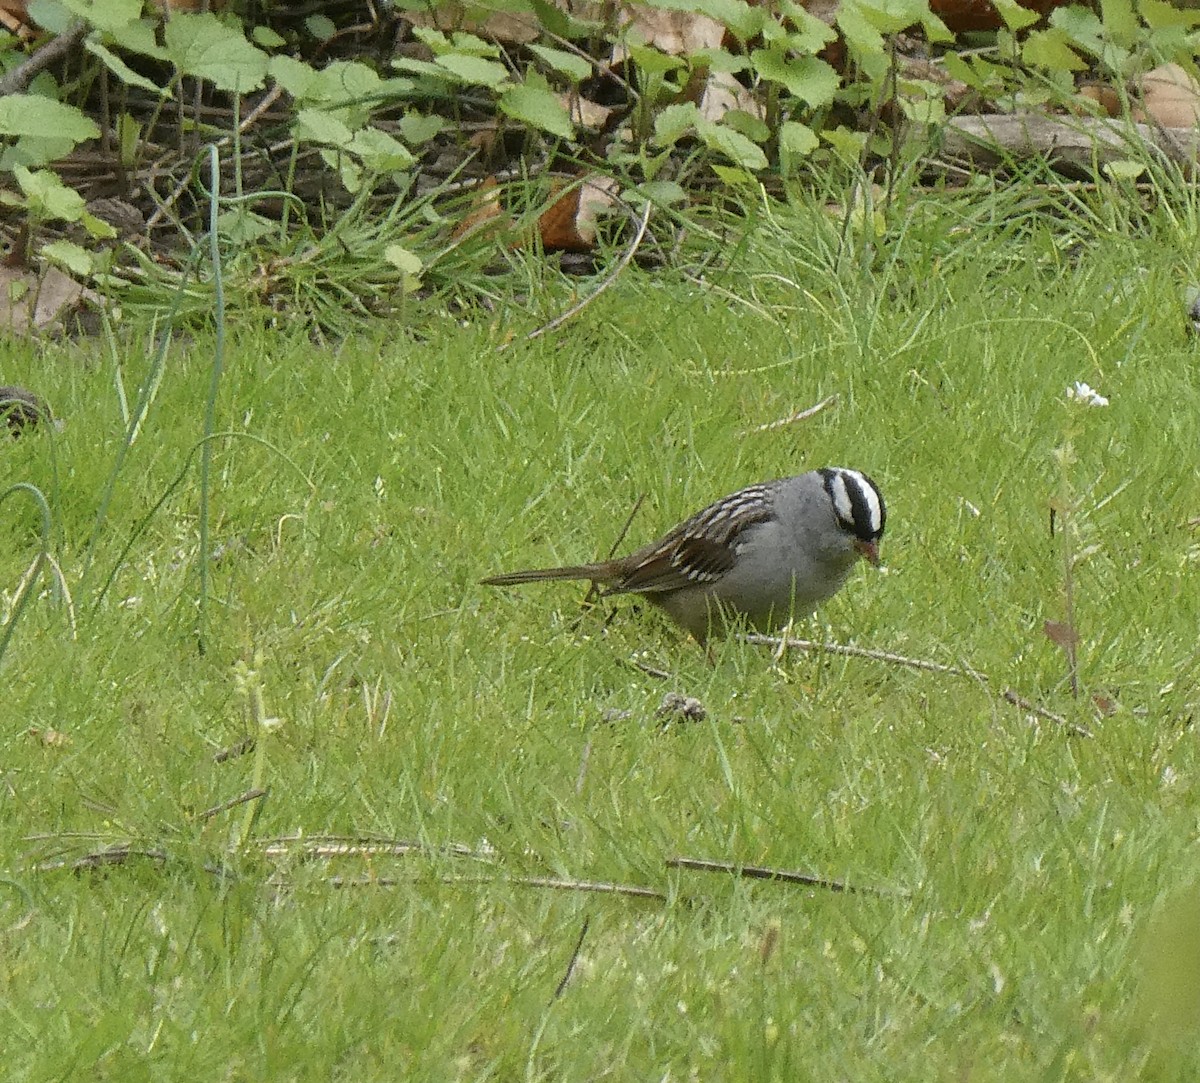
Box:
(819, 467), (886, 543)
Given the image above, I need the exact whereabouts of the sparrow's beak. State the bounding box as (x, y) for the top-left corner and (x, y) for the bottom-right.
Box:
(854, 539), (881, 566)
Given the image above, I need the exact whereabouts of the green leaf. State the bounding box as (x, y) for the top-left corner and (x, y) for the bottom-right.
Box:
(81, 211), (117, 240)
(252, 25), (287, 48)
(698, 121), (768, 170)
(781, 4), (840, 52)
(398, 112), (444, 144)
(108, 18), (167, 60)
(433, 54), (510, 89)
(1104, 159), (1146, 180)
(723, 109), (770, 142)
(85, 40), (168, 95)
(163, 13), (269, 92)
(269, 55), (316, 98)
(498, 83), (574, 138)
(751, 49), (839, 107)
(1138, 0), (1200, 28)
(693, 47), (751, 75)
(822, 125), (868, 163)
(14, 166), (86, 222)
(26, 0), (71, 34)
(528, 44), (591, 83)
(61, 0), (140, 31)
(711, 164), (756, 186)
(294, 108), (354, 147)
(305, 14), (336, 40)
(0, 95), (99, 143)
(384, 245), (422, 294)
(626, 45), (686, 76)
(217, 209), (276, 244)
(779, 119), (819, 156)
(41, 240), (94, 276)
(1022, 28), (1086, 71)
(991, 0), (1041, 30)
(636, 180), (688, 206)
(654, 102), (700, 146)
(1099, 0), (1137, 43)
(348, 127), (415, 172)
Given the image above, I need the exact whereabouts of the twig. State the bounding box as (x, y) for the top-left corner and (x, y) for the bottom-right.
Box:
(330, 873), (669, 901)
(1002, 688), (1093, 739)
(259, 835), (494, 862)
(195, 788), (267, 823)
(667, 856), (904, 897)
(741, 634), (986, 680)
(551, 916), (591, 1002)
(621, 656), (672, 680)
(743, 394), (838, 435)
(213, 735), (256, 763)
(0, 22), (88, 97)
(503, 198), (651, 349)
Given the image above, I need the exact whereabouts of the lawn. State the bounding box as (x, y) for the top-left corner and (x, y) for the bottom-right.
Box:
(3, 187), (1200, 1080)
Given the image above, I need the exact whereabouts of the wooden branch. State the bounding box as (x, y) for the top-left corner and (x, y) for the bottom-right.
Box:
(940, 114), (1200, 173)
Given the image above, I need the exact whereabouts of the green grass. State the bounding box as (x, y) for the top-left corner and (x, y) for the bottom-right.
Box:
(3, 183), (1200, 1079)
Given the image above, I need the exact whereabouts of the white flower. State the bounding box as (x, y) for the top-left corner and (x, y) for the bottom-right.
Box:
(1065, 381), (1109, 407)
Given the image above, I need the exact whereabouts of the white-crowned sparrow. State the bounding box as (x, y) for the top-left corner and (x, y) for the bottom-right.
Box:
(481, 467), (885, 644)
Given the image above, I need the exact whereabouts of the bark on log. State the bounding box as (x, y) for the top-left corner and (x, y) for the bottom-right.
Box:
(940, 113), (1200, 175)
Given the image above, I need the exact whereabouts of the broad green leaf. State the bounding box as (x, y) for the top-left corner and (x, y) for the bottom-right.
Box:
(81, 211), (117, 240)
(711, 164), (756, 186)
(698, 122), (768, 170)
(26, 0), (72, 33)
(1138, 0), (1200, 28)
(252, 25), (287, 48)
(723, 109), (770, 142)
(822, 125), (868, 163)
(398, 112), (445, 144)
(1105, 159), (1146, 180)
(320, 147), (363, 193)
(449, 31), (500, 57)
(163, 13), (269, 92)
(269, 55), (317, 98)
(781, 5), (840, 52)
(433, 54), (510, 89)
(991, 0), (1041, 30)
(41, 240), (94, 276)
(107, 18), (167, 60)
(1049, 6), (1104, 54)
(294, 108), (354, 147)
(217, 209), (276, 244)
(1100, 0), (1138, 44)
(1022, 28), (1086, 71)
(61, 0), (140, 31)
(693, 47), (751, 74)
(636, 180), (688, 206)
(780, 119), (819, 156)
(751, 50), (839, 107)
(305, 14), (336, 40)
(625, 45), (686, 76)
(15, 166), (86, 222)
(384, 245), (423, 292)
(654, 102), (700, 145)
(0, 95), (99, 142)
(528, 44), (591, 83)
(897, 93), (946, 123)
(850, 0), (924, 34)
(85, 40), (168, 96)
(348, 128), (415, 172)
(499, 83), (574, 138)
(836, 6), (885, 63)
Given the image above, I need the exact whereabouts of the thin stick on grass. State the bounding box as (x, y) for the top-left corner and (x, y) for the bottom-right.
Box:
(551, 916), (591, 1002)
(667, 856), (906, 897)
(741, 634), (987, 680)
(743, 394), (839, 435)
(195, 789), (268, 823)
(330, 873), (669, 902)
(503, 198), (652, 349)
(1003, 688), (1093, 739)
